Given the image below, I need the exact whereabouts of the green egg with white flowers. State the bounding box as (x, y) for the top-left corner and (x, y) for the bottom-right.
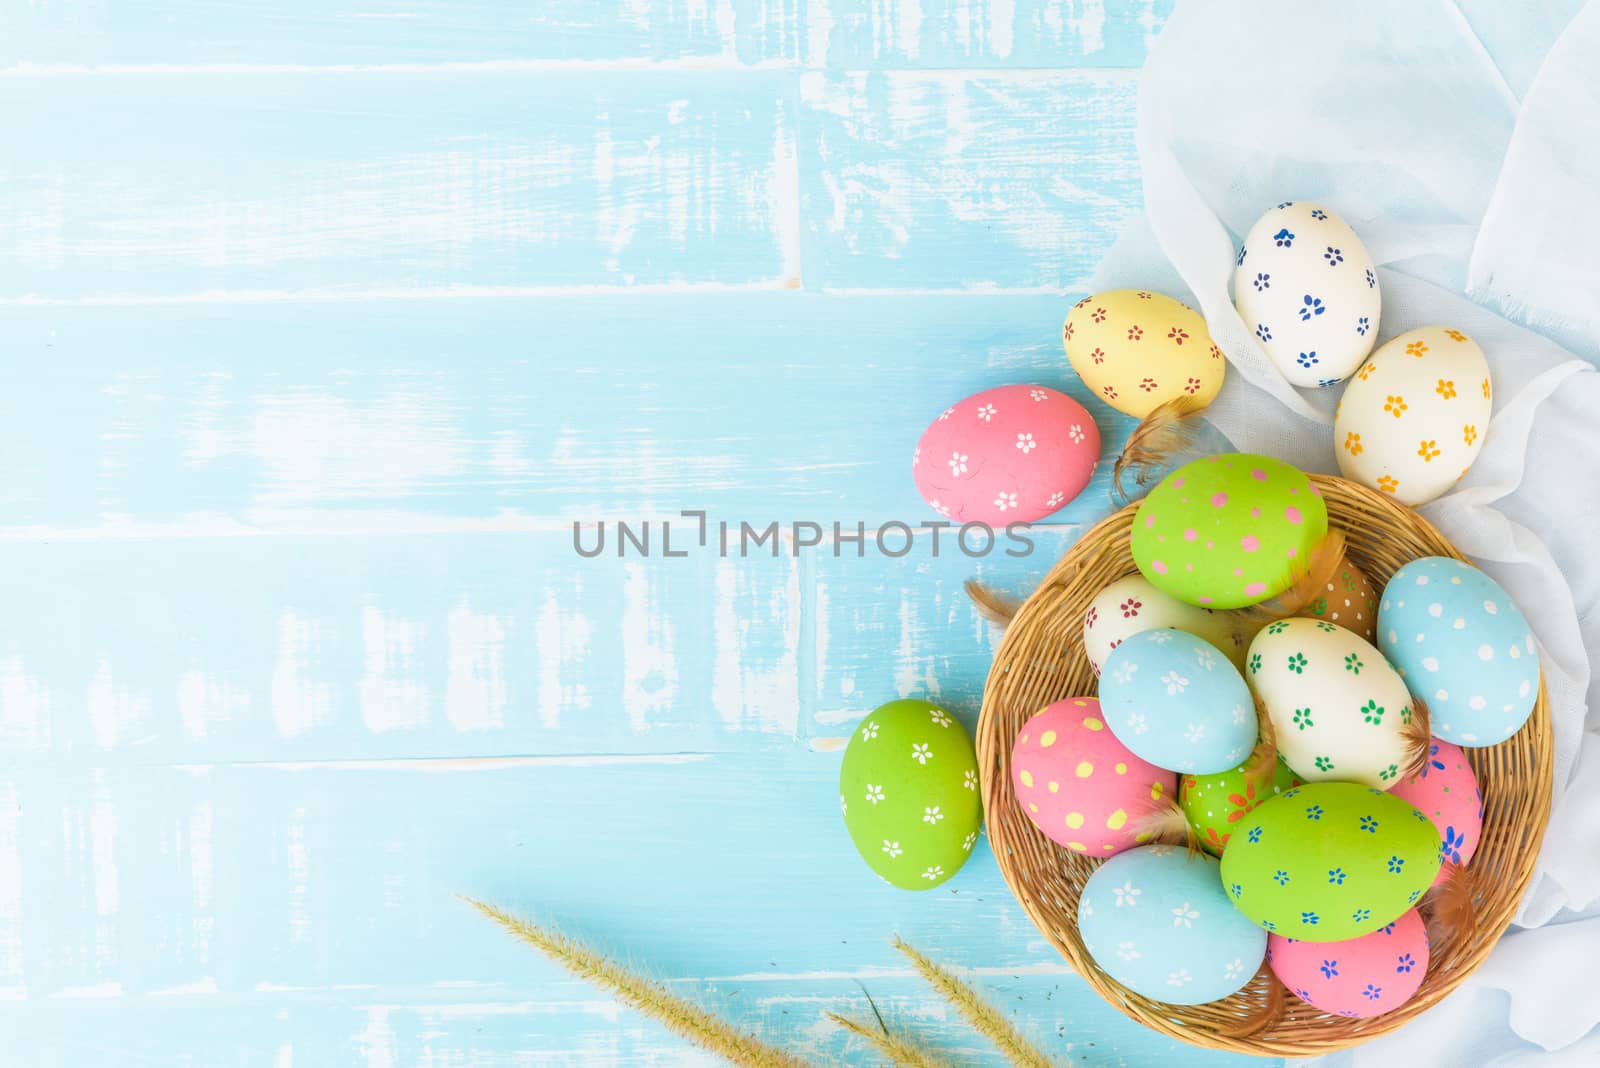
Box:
(839, 699), (983, 890)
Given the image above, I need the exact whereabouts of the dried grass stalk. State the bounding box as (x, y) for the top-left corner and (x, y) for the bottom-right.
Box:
(463, 897), (810, 1068)
(890, 937), (1063, 1068)
(827, 1011), (961, 1068)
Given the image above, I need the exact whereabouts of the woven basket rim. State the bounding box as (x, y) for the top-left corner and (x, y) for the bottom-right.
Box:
(976, 473), (1554, 1056)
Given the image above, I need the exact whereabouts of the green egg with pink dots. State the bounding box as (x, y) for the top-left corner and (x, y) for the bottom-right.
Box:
(839, 699), (983, 890)
(1131, 453), (1329, 609)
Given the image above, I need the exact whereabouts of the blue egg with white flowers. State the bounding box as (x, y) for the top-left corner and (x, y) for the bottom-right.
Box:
(1079, 845), (1266, 1004)
(1100, 628), (1256, 774)
(1378, 556), (1540, 746)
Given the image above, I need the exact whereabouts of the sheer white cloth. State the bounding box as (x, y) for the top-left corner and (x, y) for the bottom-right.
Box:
(1088, 2), (1600, 1061)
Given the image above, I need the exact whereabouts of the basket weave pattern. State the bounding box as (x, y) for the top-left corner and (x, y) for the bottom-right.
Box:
(976, 475), (1553, 1055)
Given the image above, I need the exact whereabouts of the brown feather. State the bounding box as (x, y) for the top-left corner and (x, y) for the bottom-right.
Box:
(1423, 860), (1477, 953)
(1249, 694), (1279, 771)
(964, 580), (1020, 629)
(1398, 696), (1432, 781)
(1132, 795), (1201, 857)
(1111, 395), (1207, 503)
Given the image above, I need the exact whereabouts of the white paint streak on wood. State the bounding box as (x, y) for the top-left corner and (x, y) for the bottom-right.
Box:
(620, 564), (676, 732)
(0, 280), (793, 307)
(286, 808), (312, 945)
(48, 981), (125, 998)
(176, 670), (252, 740)
(90, 788), (119, 919)
(1072, 0), (1108, 54)
(0, 782), (21, 990)
(535, 588), (592, 728)
(897, 0), (925, 59)
(87, 659), (148, 749)
(0, 657), (50, 749)
(359, 607), (429, 733)
(771, 100), (803, 286)
(711, 558), (800, 735)
(444, 603), (508, 733)
(808, 736), (846, 751)
(189, 802), (214, 911)
(356, 1005), (397, 1068)
(246, 390), (470, 506)
(0, 59), (799, 77)
(246, 754), (712, 772)
(148, 978), (220, 996)
(273, 1043), (295, 1068)
(989, 0), (1016, 58)
(893, 588), (940, 700)
(807, 0), (834, 64)
(272, 611), (332, 738)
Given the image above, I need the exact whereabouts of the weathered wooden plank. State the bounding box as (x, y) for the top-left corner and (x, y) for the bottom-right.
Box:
(808, 0), (1170, 68)
(0, 72), (799, 300)
(0, 296), (1133, 531)
(0, 1), (803, 69)
(0, 532), (805, 762)
(0, 758), (1269, 1067)
(799, 70), (1140, 290)
(0, 974), (1263, 1067)
(809, 526), (1083, 744)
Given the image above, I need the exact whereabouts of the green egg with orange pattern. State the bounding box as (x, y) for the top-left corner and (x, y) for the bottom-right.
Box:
(1131, 454), (1329, 609)
(1180, 753), (1303, 856)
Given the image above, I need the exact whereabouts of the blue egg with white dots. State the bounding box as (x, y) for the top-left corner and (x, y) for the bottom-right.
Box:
(1079, 845), (1266, 1005)
(1101, 629), (1257, 774)
(1377, 557), (1539, 746)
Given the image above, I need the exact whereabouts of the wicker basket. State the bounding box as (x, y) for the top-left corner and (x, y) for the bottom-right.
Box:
(976, 474), (1554, 1055)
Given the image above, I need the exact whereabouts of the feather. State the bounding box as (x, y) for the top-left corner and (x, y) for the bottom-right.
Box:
(964, 579), (1021, 629)
(1132, 795), (1202, 857)
(1112, 394), (1208, 503)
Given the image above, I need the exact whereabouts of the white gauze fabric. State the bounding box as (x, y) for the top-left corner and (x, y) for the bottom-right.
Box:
(1087, 1), (1600, 1062)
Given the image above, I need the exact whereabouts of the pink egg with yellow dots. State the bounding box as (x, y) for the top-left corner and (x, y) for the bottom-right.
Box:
(1010, 697), (1175, 856)
(1390, 738), (1482, 888)
(914, 384), (1100, 525)
(1268, 908), (1430, 1018)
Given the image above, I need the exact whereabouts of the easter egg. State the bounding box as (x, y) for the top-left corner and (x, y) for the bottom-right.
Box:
(1378, 556), (1540, 746)
(1101, 630), (1256, 774)
(1131, 454), (1329, 608)
(840, 699), (982, 890)
(1221, 782), (1442, 941)
(1180, 753), (1303, 856)
(1295, 559), (1379, 643)
(1234, 201), (1381, 388)
(1390, 739), (1482, 888)
(1062, 290), (1224, 418)
(1080, 845), (1266, 1005)
(1083, 574), (1248, 674)
(1335, 327), (1492, 505)
(1269, 908), (1429, 1017)
(913, 384), (1100, 525)
(1012, 697), (1174, 856)
(1248, 618), (1415, 789)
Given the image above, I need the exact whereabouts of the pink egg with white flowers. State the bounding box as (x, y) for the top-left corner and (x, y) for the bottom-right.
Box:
(1390, 739), (1481, 888)
(1268, 908), (1429, 1018)
(914, 384), (1099, 524)
(1011, 697), (1175, 856)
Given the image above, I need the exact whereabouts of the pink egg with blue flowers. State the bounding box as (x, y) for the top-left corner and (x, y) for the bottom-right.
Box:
(1390, 738), (1482, 888)
(1268, 907), (1429, 1018)
(914, 384), (1099, 524)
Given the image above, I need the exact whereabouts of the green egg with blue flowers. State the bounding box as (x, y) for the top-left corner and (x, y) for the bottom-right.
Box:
(1219, 781), (1441, 941)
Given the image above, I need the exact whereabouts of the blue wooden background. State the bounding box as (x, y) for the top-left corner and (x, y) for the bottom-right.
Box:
(0, 2), (1289, 1064)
